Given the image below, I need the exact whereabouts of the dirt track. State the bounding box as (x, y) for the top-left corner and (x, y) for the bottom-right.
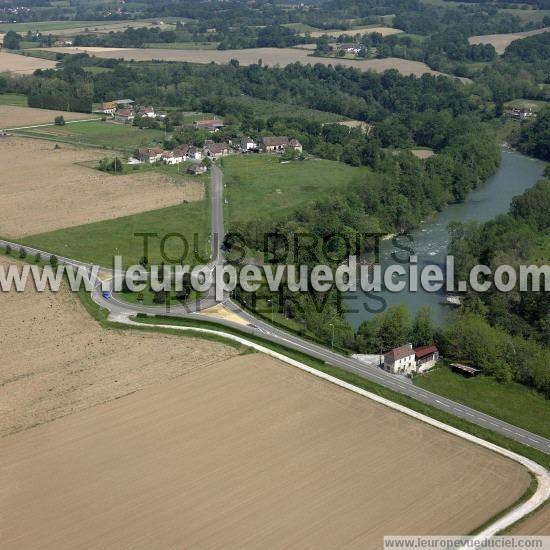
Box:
(0, 137), (202, 237)
(0, 288), (531, 549)
(0, 50), (57, 73)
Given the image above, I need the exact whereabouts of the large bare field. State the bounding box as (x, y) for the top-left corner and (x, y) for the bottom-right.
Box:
(307, 26), (403, 38)
(40, 46), (463, 79)
(0, 50), (56, 74)
(1, 105), (97, 128)
(469, 27), (550, 54)
(45, 20), (177, 37)
(0, 257), (239, 437)
(0, 282), (531, 548)
(0, 137), (202, 237)
(510, 503), (550, 535)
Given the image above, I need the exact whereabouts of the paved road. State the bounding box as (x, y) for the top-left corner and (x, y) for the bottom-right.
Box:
(1, 165), (549, 456)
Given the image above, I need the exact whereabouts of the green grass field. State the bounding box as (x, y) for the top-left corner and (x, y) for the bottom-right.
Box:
(222, 155), (361, 225)
(414, 365), (550, 439)
(15, 121), (166, 152)
(225, 96), (348, 123)
(21, 200), (211, 268)
(0, 93), (28, 107)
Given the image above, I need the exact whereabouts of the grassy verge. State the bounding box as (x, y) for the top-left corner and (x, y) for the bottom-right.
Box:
(21, 200), (211, 268)
(132, 313), (550, 469)
(414, 364), (550, 439)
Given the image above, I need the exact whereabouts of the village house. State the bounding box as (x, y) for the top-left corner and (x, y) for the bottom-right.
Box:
(261, 136), (289, 153)
(414, 345), (439, 372)
(240, 136), (257, 151)
(203, 141), (231, 159)
(96, 101), (117, 116)
(114, 99), (134, 108)
(137, 106), (156, 119)
(383, 343), (417, 375)
(194, 119), (225, 132)
(173, 145), (190, 161)
(338, 43), (362, 54)
(187, 162), (208, 175)
(138, 147), (163, 164)
(187, 146), (203, 160)
(114, 108), (134, 124)
(505, 107), (536, 121)
(289, 138), (303, 153)
(161, 150), (182, 165)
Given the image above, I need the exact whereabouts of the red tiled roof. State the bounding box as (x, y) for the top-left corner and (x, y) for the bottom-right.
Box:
(385, 344), (414, 361)
(414, 345), (438, 359)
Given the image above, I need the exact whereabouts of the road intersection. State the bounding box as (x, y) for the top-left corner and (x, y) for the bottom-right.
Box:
(1, 163), (549, 455)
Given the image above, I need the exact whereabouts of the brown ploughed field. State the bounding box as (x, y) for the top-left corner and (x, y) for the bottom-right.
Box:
(0, 50), (57, 73)
(0, 137), (201, 237)
(0, 262), (531, 548)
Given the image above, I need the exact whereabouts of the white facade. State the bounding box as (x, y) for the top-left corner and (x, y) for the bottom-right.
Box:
(384, 343), (416, 375)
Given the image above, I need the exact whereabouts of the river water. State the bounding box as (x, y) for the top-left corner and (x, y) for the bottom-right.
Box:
(345, 148), (546, 328)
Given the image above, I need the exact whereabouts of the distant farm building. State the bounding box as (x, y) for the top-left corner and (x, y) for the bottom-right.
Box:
(261, 136), (289, 152)
(289, 138), (303, 153)
(194, 119), (225, 132)
(96, 101), (117, 116)
(203, 141), (231, 159)
(240, 136), (257, 151)
(114, 109), (134, 124)
(137, 106), (156, 119)
(138, 147), (163, 164)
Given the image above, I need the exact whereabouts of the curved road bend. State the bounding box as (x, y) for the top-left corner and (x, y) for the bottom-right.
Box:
(1, 164), (549, 456)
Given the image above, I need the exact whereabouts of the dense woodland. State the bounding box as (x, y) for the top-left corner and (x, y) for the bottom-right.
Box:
(514, 108), (550, 161)
(446, 180), (550, 395)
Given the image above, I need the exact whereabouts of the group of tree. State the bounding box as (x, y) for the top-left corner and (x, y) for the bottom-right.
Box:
(445, 179), (550, 395)
(513, 107), (550, 161)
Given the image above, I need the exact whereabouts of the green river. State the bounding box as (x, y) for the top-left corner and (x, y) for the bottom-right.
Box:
(345, 148), (546, 328)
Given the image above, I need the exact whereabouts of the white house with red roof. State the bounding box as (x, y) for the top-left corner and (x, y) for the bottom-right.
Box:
(383, 343), (416, 375)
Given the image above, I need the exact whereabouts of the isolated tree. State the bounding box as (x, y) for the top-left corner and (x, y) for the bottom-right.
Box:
(5, 244), (11, 255)
(34, 252), (41, 263)
(3, 31), (22, 50)
(54, 115), (66, 126)
(49, 255), (58, 268)
(19, 247), (27, 259)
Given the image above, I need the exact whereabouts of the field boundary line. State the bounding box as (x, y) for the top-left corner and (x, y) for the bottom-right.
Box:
(114, 312), (550, 542)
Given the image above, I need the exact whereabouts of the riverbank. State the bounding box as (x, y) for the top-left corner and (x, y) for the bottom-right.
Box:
(345, 148), (546, 328)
